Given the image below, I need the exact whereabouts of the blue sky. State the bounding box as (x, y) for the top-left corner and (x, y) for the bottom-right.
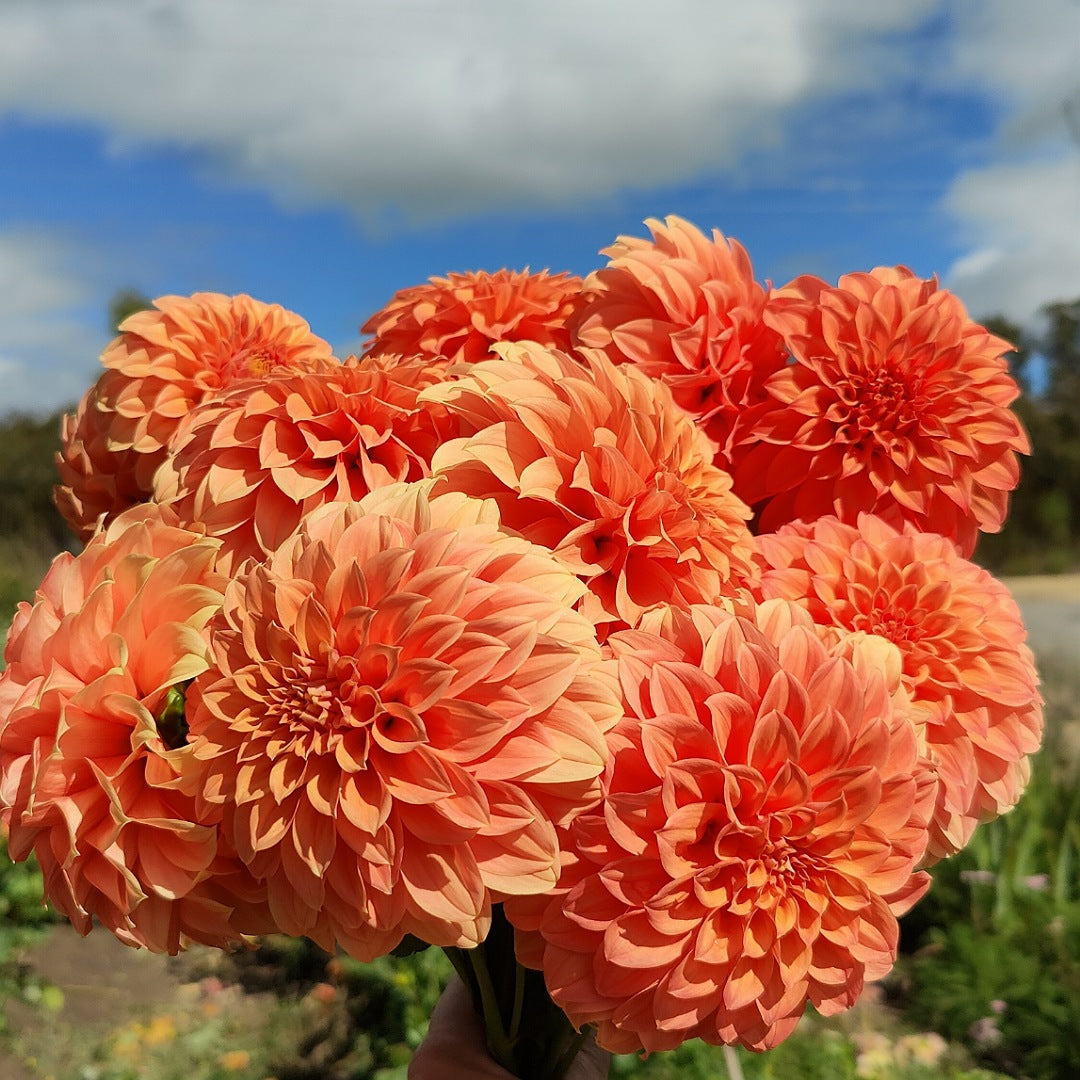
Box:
(1, 0), (1078, 415)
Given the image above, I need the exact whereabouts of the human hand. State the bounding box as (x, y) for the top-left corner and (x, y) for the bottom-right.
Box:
(408, 977), (610, 1079)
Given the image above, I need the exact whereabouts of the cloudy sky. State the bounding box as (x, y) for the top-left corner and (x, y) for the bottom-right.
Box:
(1, 0), (1078, 414)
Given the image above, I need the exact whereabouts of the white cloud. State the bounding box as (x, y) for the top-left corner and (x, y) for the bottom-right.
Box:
(945, 0), (1080, 147)
(0, 0), (937, 223)
(1, 0), (1076, 372)
(938, 0), (1080, 323)
(944, 155), (1080, 322)
(0, 232), (108, 415)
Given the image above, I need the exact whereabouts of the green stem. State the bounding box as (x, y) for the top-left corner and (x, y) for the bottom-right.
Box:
(508, 956), (526, 1045)
(442, 908), (586, 1079)
(722, 1043), (746, 1080)
(442, 946), (473, 992)
(545, 1027), (588, 1080)
(466, 942), (518, 1071)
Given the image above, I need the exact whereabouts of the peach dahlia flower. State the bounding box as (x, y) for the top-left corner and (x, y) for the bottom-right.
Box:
(185, 483), (621, 961)
(362, 268), (583, 375)
(55, 293), (336, 539)
(733, 268), (1029, 555)
(571, 216), (787, 464)
(153, 360), (448, 574)
(754, 514), (1043, 859)
(422, 342), (757, 632)
(507, 601), (934, 1054)
(55, 383), (159, 543)
(0, 505), (271, 953)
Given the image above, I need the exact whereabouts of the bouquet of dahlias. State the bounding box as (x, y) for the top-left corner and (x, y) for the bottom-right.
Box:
(0, 216), (1042, 1079)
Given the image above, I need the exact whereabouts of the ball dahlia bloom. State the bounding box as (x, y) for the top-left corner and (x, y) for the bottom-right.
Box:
(0, 505), (271, 953)
(55, 292), (337, 539)
(732, 267), (1029, 555)
(362, 268), (583, 375)
(754, 514), (1043, 859)
(153, 360), (449, 574)
(507, 601), (934, 1053)
(54, 384), (159, 543)
(185, 483), (621, 961)
(570, 215), (788, 464)
(422, 342), (757, 632)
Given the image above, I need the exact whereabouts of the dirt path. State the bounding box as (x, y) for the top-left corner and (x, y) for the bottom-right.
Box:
(0, 926), (186, 1079)
(1003, 573), (1080, 665)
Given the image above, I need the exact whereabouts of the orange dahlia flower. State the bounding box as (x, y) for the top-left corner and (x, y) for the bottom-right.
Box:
(732, 267), (1029, 555)
(754, 514), (1043, 859)
(507, 601), (934, 1053)
(153, 360), (449, 574)
(422, 342), (757, 632)
(54, 383), (160, 542)
(0, 505), (272, 953)
(185, 483), (621, 961)
(571, 216), (787, 464)
(361, 268), (583, 376)
(55, 293), (337, 539)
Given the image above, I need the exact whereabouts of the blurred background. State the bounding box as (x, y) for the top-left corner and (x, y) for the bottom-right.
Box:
(0, 3), (1078, 1078)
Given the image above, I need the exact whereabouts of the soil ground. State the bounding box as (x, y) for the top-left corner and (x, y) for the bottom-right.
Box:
(0, 928), (190, 1079)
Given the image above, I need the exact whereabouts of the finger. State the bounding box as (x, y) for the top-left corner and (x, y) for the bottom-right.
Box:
(408, 978), (515, 1080)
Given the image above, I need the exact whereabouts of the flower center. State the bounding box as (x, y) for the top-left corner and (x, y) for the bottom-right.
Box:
(853, 589), (925, 646)
(225, 346), (285, 380)
(259, 646), (428, 768)
(835, 360), (922, 446)
(270, 679), (343, 729)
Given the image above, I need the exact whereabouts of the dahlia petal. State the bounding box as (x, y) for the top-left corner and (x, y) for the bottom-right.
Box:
(471, 793), (559, 895)
(400, 845), (486, 930)
(723, 958), (768, 1012)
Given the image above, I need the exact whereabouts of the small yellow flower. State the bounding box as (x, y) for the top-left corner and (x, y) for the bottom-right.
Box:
(142, 1015), (178, 1047)
(855, 1045), (895, 1079)
(896, 1032), (948, 1067)
(219, 1049), (251, 1072)
(853, 1034), (895, 1079)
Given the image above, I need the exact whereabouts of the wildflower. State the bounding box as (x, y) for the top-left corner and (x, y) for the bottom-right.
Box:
(218, 1049), (252, 1072)
(970, 1015), (1003, 1049)
(895, 1031), (948, 1067)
